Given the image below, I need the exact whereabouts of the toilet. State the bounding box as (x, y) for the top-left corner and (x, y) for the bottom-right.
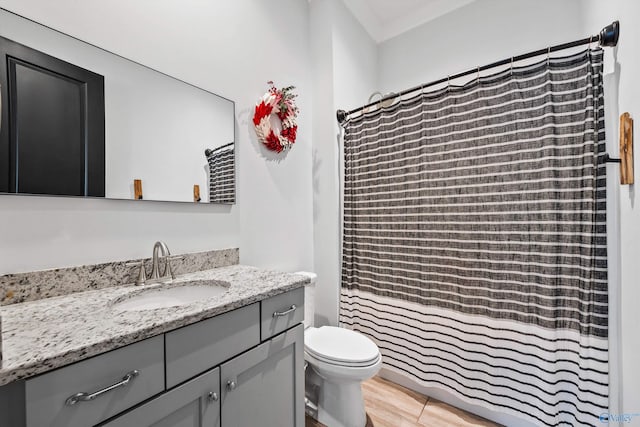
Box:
(295, 272), (382, 427)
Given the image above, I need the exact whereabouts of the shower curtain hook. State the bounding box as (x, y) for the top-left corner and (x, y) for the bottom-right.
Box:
(547, 47), (551, 66)
(447, 75), (450, 91)
(510, 57), (514, 77)
(476, 66), (480, 84)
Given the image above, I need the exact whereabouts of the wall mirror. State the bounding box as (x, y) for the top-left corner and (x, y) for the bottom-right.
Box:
(0, 8), (235, 204)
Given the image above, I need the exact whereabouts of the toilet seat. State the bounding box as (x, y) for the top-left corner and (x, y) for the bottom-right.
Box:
(306, 351), (380, 367)
(305, 326), (380, 367)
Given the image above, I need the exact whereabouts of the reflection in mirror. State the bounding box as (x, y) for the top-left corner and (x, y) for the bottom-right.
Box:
(0, 8), (235, 204)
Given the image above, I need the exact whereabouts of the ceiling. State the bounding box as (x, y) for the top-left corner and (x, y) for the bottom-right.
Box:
(341, 0), (476, 43)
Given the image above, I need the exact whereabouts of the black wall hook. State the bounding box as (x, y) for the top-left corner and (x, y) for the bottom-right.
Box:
(603, 153), (621, 163)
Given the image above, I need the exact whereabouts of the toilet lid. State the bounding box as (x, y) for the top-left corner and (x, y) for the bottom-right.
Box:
(305, 326), (380, 365)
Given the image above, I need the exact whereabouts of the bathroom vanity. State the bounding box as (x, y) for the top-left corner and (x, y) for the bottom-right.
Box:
(0, 258), (307, 427)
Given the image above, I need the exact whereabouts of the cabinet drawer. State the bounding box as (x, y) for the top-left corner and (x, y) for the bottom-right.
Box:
(165, 303), (260, 389)
(260, 287), (304, 341)
(25, 335), (164, 427)
(100, 366), (220, 427)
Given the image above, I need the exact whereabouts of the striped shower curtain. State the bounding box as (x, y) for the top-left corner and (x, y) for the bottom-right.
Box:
(339, 50), (607, 426)
(206, 144), (235, 204)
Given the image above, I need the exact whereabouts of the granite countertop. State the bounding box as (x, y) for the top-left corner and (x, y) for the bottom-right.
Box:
(0, 265), (309, 387)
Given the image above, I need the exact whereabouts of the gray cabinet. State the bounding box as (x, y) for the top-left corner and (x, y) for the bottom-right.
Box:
(165, 303), (260, 389)
(0, 288), (305, 427)
(100, 367), (220, 427)
(260, 287), (304, 341)
(221, 324), (304, 427)
(25, 335), (164, 427)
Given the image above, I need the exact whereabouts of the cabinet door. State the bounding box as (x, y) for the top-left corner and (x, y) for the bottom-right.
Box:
(220, 323), (304, 427)
(100, 367), (220, 427)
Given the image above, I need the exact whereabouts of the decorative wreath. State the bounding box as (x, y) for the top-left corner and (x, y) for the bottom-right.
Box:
(253, 81), (299, 153)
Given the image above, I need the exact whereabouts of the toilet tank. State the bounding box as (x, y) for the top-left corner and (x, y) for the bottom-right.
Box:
(293, 271), (317, 328)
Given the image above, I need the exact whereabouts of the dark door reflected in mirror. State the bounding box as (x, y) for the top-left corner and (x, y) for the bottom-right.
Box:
(0, 8), (235, 204)
(0, 36), (105, 197)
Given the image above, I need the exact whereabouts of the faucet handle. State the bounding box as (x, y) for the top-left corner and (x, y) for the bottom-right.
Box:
(162, 255), (183, 281)
(125, 261), (147, 286)
(166, 256), (184, 280)
(165, 261), (175, 281)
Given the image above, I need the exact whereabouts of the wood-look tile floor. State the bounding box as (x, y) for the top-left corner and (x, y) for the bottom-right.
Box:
(305, 376), (501, 427)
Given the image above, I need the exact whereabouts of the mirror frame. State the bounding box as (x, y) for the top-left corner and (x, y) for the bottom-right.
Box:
(0, 7), (236, 205)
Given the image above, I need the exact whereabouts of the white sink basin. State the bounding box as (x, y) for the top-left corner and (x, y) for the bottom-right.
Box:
(112, 281), (229, 312)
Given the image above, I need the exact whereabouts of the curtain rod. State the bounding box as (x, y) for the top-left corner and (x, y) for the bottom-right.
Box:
(336, 21), (620, 125)
(205, 142), (234, 157)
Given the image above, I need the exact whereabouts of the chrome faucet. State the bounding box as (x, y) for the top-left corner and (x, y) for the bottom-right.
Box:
(149, 241), (175, 283)
(125, 241), (182, 285)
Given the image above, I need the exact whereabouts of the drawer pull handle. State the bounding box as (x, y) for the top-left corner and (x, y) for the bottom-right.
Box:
(208, 391), (219, 402)
(227, 380), (237, 391)
(65, 370), (140, 406)
(273, 305), (297, 318)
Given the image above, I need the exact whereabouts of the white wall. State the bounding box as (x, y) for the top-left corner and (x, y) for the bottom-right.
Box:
(310, 0), (377, 326)
(582, 0), (640, 422)
(0, 0), (314, 274)
(310, 0), (337, 327)
(378, 0), (589, 94)
(612, 0), (640, 419)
